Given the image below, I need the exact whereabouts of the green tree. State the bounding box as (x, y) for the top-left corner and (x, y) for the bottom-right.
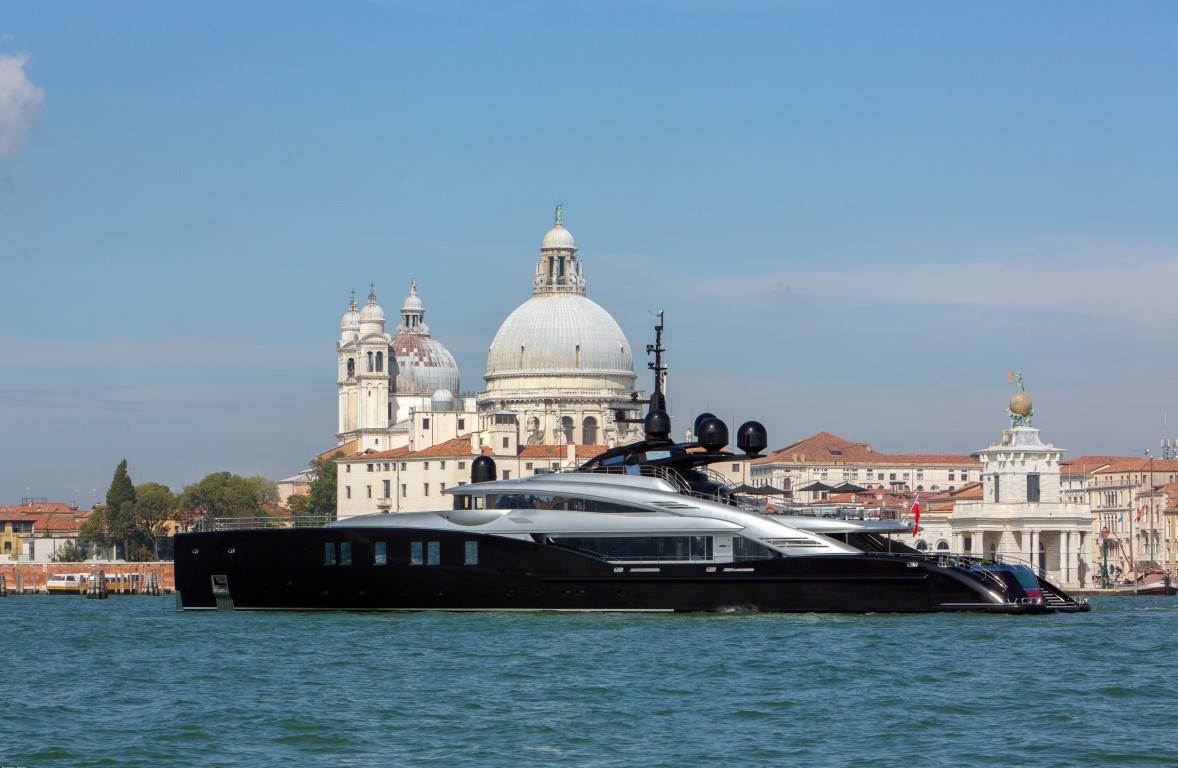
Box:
(286, 493), (310, 516)
(79, 506), (111, 557)
(51, 540), (88, 563)
(179, 472), (276, 527)
(243, 475), (279, 506)
(104, 460), (138, 559)
(306, 453), (343, 522)
(134, 482), (176, 559)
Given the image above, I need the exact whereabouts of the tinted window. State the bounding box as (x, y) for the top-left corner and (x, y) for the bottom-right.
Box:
(340, 542), (352, 566)
(552, 536), (713, 561)
(733, 537), (784, 561)
(427, 541), (440, 565)
(489, 494), (651, 513)
(374, 541), (388, 566)
(324, 542), (336, 566)
(410, 541), (423, 566)
(464, 541), (478, 565)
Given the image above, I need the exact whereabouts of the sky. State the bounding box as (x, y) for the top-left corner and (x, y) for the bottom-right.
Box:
(1, 1), (1176, 505)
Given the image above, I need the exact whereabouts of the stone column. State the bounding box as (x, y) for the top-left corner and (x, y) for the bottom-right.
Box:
(1062, 531), (1072, 586)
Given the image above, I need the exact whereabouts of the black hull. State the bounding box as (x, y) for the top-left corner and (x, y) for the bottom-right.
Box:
(175, 528), (1086, 614)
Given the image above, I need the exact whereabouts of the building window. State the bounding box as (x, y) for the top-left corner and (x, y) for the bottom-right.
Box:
(367, 351), (373, 372)
(503, 470), (511, 480)
(458, 419), (465, 430)
(427, 541), (440, 565)
(889, 473), (896, 481)
(367, 463), (373, 472)
(582, 416), (597, 444)
(376, 351), (384, 372)
(1027, 474), (1040, 503)
(374, 541), (388, 565)
(410, 541), (423, 565)
(502, 437), (510, 449)
(423, 461), (430, 470)
(346, 465), (351, 473)
(440, 482), (446, 491)
(994, 476), (1000, 503)
(458, 461), (466, 470)
(423, 417), (430, 429)
(346, 358), (355, 378)
(401, 462), (407, 471)
(424, 483), (430, 496)
(525, 462), (533, 470)
(732, 464), (741, 473)
(465, 541), (478, 565)
(324, 542), (336, 565)
(346, 486), (352, 499)
(400, 483), (407, 497)
(366, 485), (372, 498)
(440, 461), (446, 470)
(383, 480), (390, 498)
(948, 472), (955, 481)
(340, 542), (352, 566)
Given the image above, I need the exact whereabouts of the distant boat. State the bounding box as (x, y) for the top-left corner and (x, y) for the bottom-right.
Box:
(45, 573), (88, 594)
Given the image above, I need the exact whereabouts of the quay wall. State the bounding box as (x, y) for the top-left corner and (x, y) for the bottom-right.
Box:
(0, 562), (175, 593)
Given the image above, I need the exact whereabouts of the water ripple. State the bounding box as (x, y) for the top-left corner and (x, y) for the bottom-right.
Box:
(3, 596), (1178, 767)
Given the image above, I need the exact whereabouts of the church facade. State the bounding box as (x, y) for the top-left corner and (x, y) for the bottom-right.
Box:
(333, 209), (646, 519)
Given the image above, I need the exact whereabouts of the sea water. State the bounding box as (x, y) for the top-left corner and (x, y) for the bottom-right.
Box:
(1, 596), (1175, 767)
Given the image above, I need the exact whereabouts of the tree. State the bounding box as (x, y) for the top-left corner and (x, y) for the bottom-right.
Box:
(104, 459), (138, 559)
(134, 482), (176, 559)
(79, 505), (111, 557)
(286, 493), (310, 517)
(178, 472), (277, 526)
(307, 452), (343, 522)
(52, 540), (88, 563)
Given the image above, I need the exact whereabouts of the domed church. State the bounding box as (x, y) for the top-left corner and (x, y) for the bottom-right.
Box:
(479, 206), (643, 446)
(336, 281), (462, 449)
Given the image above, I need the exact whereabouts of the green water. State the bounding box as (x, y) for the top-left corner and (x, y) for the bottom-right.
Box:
(1, 596), (1175, 767)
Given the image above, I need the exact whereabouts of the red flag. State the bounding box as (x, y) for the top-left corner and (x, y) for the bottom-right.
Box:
(911, 493), (921, 537)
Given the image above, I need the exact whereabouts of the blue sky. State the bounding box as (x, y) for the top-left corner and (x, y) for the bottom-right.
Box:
(2, 1), (1176, 504)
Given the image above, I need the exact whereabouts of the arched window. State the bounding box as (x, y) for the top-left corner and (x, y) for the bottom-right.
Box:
(367, 351), (374, 372)
(582, 416), (598, 444)
(376, 351), (384, 372)
(346, 358), (355, 378)
(561, 416), (574, 444)
(936, 540), (950, 551)
(915, 540), (929, 551)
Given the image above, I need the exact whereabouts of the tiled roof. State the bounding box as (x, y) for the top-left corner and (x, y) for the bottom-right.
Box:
(1059, 456), (1129, 475)
(0, 505), (90, 534)
(753, 431), (978, 467)
(1093, 458), (1178, 475)
(317, 440), (359, 462)
(518, 444), (607, 459)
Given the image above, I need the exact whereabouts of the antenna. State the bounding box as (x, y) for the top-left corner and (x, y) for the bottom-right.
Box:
(646, 310), (667, 413)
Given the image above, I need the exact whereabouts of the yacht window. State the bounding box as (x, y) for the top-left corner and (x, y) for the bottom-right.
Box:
(551, 536), (713, 562)
(340, 542), (352, 566)
(374, 542), (388, 565)
(410, 541), (423, 565)
(487, 494), (653, 513)
(464, 541), (478, 565)
(427, 541), (441, 565)
(324, 542), (336, 566)
(732, 537), (784, 561)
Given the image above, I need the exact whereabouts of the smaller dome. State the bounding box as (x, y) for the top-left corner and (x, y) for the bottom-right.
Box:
(340, 297), (360, 332)
(541, 223), (576, 251)
(402, 280), (424, 313)
(1010, 392), (1033, 417)
(431, 388), (454, 411)
(359, 289), (385, 326)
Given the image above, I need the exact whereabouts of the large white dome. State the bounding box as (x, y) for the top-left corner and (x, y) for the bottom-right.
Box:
(486, 293), (634, 377)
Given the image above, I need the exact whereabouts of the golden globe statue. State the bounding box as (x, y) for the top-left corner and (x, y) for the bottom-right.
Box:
(1009, 391), (1033, 417)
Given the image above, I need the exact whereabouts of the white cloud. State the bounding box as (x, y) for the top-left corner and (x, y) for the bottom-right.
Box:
(0, 52), (45, 160)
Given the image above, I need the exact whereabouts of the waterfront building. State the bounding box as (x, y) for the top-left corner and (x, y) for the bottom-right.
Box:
(0, 502), (95, 563)
(750, 432), (980, 499)
(1086, 457), (1178, 580)
(335, 437), (605, 517)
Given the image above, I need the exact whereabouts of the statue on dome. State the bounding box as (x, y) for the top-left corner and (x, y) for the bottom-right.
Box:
(554, 202), (563, 226)
(1007, 370), (1034, 427)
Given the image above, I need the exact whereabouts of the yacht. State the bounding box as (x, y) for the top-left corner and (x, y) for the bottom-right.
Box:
(174, 407), (1090, 614)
